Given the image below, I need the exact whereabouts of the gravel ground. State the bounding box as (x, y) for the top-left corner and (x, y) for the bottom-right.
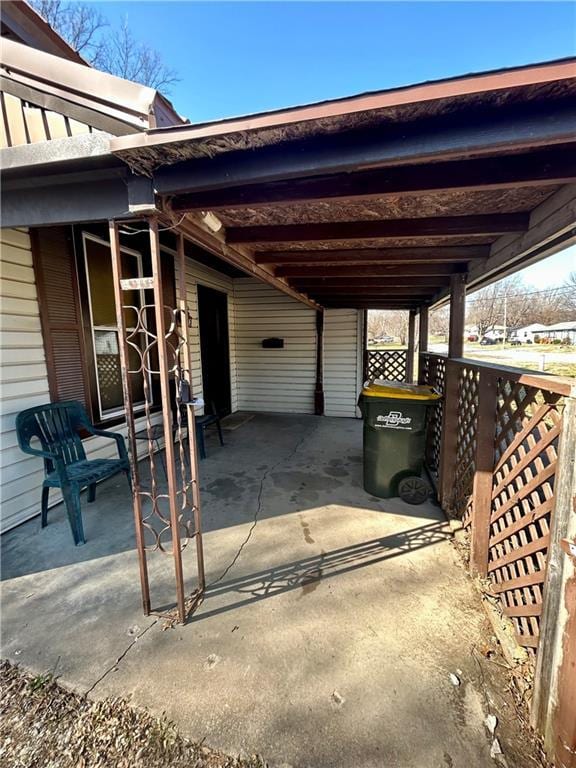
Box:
(0, 661), (267, 768)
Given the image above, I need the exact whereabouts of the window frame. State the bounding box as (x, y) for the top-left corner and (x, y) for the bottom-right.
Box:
(82, 231), (149, 422)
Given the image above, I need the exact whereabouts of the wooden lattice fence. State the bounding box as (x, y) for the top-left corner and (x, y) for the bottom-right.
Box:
(420, 353), (574, 657)
(365, 349), (407, 382)
(418, 352), (446, 485)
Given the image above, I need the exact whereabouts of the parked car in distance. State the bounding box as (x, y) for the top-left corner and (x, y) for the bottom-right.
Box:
(374, 335), (394, 343)
(480, 336), (497, 345)
(509, 338), (522, 346)
(467, 334), (479, 342)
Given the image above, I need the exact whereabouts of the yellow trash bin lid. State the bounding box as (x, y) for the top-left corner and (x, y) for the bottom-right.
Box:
(361, 379), (441, 401)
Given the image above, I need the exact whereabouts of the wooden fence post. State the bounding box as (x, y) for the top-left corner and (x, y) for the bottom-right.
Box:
(469, 371), (498, 576)
(439, 359), (460, 512)
(532, 393), (576, 768)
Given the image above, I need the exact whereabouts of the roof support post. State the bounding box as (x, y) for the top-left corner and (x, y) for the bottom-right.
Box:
(448, 273), (466, 359)
(417, 305), (429, 384)
(406, 309), (417, 383)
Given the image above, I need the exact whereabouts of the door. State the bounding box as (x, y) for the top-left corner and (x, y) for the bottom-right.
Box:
(198, 285), (232, 416)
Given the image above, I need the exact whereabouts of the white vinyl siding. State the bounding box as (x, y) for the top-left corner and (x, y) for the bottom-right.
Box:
(324, 309), (363, 418)
(183, 257), (237, 414)
(0, 229), (162, 533)
(234, 278), (317, 414)
(0, 228), (52, 532)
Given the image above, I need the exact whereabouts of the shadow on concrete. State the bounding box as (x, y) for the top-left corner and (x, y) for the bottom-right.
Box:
(1, 414), (442, 582)
(196, 521), (450, 623)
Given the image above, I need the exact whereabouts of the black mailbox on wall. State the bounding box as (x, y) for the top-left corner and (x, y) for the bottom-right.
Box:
(262, 337), (284, 349)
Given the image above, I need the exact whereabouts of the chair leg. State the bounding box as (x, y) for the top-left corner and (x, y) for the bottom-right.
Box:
(125, 469), (132, 492)
(156, 438), (168, 479)
(41, 486), (50, 528)
(216, 419), (225, 447)
(61, 483), (86, 546)
(88, 483), (96, 503)
(196, 424), (206, 460)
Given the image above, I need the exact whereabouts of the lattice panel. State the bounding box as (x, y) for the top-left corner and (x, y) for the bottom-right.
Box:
(452, 367), (480, 522)
(487, 379), (564, 653)
(365, 349), (407, 382)
(422, 355), (446, 482)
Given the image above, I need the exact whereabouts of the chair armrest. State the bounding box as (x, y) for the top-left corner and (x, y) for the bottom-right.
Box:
(18, 444), (59, 462)
(84, 426), (128, 461)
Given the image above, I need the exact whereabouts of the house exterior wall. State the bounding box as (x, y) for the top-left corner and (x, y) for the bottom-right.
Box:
(0, 228), (52, 531)
(234, 278), (362, 417)
(234, 278), (317, 414)
(324, 309), (364, 418)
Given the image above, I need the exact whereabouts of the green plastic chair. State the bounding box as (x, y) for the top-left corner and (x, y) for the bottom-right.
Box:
(16, 401), (131, 545)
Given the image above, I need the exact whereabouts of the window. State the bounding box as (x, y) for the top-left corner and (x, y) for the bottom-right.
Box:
(83, 233), (147, 420)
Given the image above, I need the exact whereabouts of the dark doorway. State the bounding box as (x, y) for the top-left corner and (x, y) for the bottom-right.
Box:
(198, 285), (231, 416)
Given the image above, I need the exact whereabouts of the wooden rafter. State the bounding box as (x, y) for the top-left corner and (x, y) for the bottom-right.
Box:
(171, 147), (576, 211)
(276, 263), (465, 278)
(226, 214), (529, 244)
(254, 245), (488, 265)
(289, 276), (452, 288)
(304, 286), (434, 295)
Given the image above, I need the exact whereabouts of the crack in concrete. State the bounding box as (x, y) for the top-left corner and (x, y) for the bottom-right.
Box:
(209, 421), (320, 587)
(85, 421), (319, 696)
(84, 618), (158, 696)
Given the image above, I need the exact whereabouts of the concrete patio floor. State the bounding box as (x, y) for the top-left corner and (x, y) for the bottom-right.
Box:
(2, 415), (502, 767)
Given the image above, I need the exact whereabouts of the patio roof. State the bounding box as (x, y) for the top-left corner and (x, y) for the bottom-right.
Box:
(109, 58), (576, 310)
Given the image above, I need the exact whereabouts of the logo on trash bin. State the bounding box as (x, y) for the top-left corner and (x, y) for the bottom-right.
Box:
(376, 410), (412, 430)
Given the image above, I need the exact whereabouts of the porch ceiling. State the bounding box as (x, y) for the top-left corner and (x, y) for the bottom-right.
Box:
(113, 59), (576, 310)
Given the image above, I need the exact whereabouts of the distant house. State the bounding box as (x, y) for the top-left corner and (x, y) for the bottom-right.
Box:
(510, 322), (576, 343)
(542, 321), (576, 343)
(510, 323), (547, 342)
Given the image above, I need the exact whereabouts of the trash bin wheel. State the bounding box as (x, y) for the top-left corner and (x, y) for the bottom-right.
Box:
(398, 476), (430, 505)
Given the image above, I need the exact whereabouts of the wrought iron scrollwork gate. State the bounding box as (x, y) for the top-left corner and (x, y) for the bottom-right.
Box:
(110, 218), (205, 624)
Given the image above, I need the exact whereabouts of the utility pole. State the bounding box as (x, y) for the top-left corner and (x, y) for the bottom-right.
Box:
(502, 295), (508, 348)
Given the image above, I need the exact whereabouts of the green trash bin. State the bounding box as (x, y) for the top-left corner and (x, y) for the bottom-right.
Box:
(359, 380), (441, 503)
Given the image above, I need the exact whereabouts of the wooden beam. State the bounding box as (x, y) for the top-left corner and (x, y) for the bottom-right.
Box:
(431, 184), (576, 307)
(171, 147), (576, 211)
(290, 276), (453, 288)
(227, 214), (529, 244)
(141, 94), (576, 195)
(323, 302), (422, 309)
(448, 273), (467, 358)
(254, 245), (489, 265)
(164, 210), (321, 311)
(306, 287), (434, 296)
(277, 263), (464, 278)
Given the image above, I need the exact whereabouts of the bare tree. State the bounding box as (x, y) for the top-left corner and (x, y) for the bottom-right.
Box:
(558, 272), (576, 316)
(367, 310), (387, 341)
(96, 19), (178, 91)
(429, 306), (449, 339)
(31, 2), (178, 91)
(384, 311), (409, 345)
(466, 276), (531, 337)
(31, 0), (107, 60)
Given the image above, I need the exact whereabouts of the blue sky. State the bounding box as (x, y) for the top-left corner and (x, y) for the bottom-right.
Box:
(90, 2), (575, 123)
(87, 1), (575, 285)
